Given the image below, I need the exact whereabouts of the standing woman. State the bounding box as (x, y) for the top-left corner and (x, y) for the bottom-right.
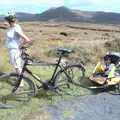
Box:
(4, 12), (31, 86)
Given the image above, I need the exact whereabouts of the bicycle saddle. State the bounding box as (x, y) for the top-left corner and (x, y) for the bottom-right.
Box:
(57, 47), (72, 53)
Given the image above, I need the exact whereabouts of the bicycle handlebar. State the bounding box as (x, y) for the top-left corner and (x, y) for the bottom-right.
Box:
(19, 41), (33, 50)
(20, 41), (34, 62)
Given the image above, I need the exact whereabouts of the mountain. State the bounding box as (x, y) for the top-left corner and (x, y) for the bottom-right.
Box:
(36, 6), (120, 24)
(0, 15), (4, 21)
(15, 12), (37, 21)
(1, 6), (120, 24)
(36, 6), (96, 22)
(36, 6), (80, 22)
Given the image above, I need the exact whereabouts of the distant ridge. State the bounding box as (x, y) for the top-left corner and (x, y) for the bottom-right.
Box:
(16, 12), (37, 21)
(36, 6), (120, 24)
(0, 12), (37, 22)
(1, 6), (120, 24)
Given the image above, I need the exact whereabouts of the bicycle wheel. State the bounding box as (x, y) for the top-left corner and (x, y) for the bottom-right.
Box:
(65, 64), (85, 86)
(54, 64), (87, 95)
(0, 73), (35, 108)
(54, 71), (70, 95)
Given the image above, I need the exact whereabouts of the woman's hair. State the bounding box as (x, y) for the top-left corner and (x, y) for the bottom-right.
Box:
(4, 12), (16, 22)
(104, 55), (111, 61)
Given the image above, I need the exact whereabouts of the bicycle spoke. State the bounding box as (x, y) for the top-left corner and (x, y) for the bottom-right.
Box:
(66, 65), (85, 85)
(54, 64), (92, 96)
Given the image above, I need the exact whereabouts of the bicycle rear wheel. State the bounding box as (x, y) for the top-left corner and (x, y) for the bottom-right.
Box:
(65, 64), (85, 85)
(54, 71), (70, 95)
(0, 73), (35, 108)
(54, 64), (89, 96)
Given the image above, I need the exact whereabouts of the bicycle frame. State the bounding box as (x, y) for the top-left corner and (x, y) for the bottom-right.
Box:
(16, 51), (69, 90)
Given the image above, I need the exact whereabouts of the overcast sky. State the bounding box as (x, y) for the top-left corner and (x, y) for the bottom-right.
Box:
(0, 0), (120, 14)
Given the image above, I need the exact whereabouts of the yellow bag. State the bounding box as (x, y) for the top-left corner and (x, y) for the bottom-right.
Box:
(93, 62), (105, 74)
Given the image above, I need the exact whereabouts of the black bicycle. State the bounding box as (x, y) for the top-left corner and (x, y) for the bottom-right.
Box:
(0, 46), (85, 108)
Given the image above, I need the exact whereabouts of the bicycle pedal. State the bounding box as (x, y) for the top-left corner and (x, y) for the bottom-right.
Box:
(47, 84), (56, 89)
(43, 83), (52, 89)
(68, 79), (73, 83)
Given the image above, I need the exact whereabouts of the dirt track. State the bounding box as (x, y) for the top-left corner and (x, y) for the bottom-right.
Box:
(46, 93), (120, 120)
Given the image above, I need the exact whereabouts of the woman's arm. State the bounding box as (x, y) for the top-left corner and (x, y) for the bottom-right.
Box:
(15, 24), (31, 44)
(16, 30), (31, 44)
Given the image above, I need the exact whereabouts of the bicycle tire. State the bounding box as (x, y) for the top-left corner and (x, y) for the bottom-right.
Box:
(0, 73), (35, 108)
(65, 64), (85, 86)
(54, 71), (71, 95)
(54, 64), (90, 96)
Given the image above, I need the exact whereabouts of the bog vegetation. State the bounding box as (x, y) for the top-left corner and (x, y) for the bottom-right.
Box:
(0, 22), (120, 120)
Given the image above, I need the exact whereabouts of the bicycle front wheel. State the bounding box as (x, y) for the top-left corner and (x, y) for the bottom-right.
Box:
(0, 73), (35, 108)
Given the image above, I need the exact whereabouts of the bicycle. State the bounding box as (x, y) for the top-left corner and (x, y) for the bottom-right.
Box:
(0, 46), (85, 108)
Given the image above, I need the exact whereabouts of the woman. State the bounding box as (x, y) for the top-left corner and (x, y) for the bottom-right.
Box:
(4, 12), (31, 87)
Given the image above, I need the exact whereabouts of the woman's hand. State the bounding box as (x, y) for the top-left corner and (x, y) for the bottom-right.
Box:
(23, 40), (33, 48)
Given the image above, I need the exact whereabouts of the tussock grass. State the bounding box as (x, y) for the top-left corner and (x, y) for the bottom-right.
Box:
(105, 38), (120, 52)
(0, 45), (13, 73)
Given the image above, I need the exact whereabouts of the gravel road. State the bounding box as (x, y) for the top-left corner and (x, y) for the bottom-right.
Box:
(47, 93), (120, 120)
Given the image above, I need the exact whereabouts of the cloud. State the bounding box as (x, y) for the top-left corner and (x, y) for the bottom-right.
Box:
(65, 0), (120, 6)
(0, 0), (64, 13)
(0, 0), (120, 13)
(1, 0), (64, 5)
(64, 0), (120, 13)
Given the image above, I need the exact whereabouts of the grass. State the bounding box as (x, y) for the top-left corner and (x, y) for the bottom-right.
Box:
(62, 109), (73, 119)
(0, 98), (52, 120)
(0, 21), (120, 120)
(105, 38), (120, 52)
(0, 45), (13, 73)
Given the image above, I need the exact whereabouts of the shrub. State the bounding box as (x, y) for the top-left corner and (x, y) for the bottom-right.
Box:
(45, 44), (100, 65)
(104, 38), (120, 52)
(60, 32), (68, 36)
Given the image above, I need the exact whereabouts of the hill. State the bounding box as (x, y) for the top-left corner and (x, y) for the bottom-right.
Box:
(0, 12), (36, 22)
(15, 12), (37, 21)
(37, 6), (120, 24)
(36, 6), (79, 22)
(0, 6), (120, 24)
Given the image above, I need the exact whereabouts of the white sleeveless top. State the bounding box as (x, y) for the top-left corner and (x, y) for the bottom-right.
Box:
(5, 24), (22, 49)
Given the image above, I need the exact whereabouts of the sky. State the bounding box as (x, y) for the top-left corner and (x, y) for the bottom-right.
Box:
(0, 0), (120, 14)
